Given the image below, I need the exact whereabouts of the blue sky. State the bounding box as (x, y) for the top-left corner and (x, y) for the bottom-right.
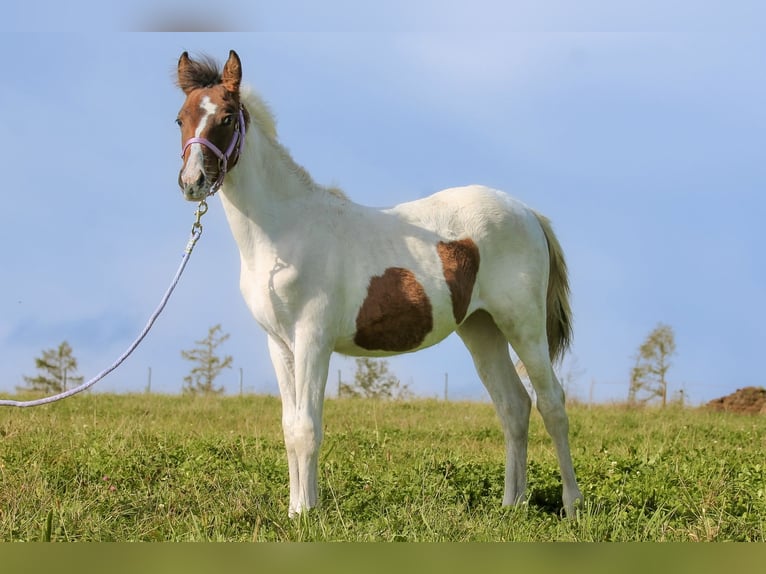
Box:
(1, 7), (764, 404)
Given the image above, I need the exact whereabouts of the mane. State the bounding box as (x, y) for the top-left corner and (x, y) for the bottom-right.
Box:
(240, 86), (278, 141)
(239, 87), (348, 200)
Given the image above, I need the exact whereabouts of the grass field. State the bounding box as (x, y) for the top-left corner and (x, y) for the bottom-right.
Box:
(1, 394), (764, 541)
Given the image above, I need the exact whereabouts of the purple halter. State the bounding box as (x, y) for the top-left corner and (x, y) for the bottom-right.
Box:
(181, 106), (246, 196)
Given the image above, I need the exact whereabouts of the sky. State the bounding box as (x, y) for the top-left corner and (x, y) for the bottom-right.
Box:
(1, 4), (764, 405)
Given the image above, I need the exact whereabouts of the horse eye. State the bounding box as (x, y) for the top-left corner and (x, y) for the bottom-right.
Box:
(222, 115), (233, 126)
(175, 118), (183, 127)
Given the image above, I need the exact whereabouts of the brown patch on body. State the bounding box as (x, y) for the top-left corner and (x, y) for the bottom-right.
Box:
(354, 268), (433, 352)
(437, 238), (480, 324)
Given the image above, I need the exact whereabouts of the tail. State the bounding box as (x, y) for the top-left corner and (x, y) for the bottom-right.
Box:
(533, 211), (573, 364)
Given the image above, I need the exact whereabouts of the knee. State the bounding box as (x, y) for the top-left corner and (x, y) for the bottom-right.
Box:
(290, 416), (322, 454)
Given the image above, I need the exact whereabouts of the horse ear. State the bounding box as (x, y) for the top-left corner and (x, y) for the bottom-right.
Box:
(177, 51), (195, 95)
(222, 50), (242, 94)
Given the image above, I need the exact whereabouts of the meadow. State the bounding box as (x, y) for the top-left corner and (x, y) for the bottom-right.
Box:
(0, 394), (764, 542)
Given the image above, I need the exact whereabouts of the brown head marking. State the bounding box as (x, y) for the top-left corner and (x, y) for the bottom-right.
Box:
(437, 238), (480, 324)
(354, 268), (433, 352)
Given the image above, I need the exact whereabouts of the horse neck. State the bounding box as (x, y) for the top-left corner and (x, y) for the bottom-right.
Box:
(219, 125), (341, 249)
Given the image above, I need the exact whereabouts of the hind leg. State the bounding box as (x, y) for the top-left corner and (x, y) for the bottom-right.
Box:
(457, 310), (532, 506)
(495, 310), (582, 516)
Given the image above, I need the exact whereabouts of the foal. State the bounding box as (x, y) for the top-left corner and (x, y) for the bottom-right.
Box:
(175, 50), (582, 517)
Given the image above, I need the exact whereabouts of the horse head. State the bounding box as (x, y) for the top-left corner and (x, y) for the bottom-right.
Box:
(176, 50), (249, 201)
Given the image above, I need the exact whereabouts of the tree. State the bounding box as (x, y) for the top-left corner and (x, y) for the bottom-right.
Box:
(339, 357), (411, 400)
(19, 341), (84, 394)
(181, 324), (232, 395)
(629, 323), (677, 407)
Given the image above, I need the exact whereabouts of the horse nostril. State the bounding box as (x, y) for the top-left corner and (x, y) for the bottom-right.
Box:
(179, 168), (206, 190)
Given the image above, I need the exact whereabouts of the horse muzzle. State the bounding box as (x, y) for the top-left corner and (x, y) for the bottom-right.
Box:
(178, 168), (211, 201)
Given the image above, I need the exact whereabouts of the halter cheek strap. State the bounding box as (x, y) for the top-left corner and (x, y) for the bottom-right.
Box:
(181, 106), (247, 196)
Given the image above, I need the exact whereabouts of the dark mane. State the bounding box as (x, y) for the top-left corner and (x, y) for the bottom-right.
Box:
(176, 54), (222, 91)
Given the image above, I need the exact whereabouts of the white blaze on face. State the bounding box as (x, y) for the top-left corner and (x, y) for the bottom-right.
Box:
(181, 95), (218, 185)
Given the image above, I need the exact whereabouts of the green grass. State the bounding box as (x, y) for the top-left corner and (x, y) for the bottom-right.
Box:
(1, 394), (764, 541)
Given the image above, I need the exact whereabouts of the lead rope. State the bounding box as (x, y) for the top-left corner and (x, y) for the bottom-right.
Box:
(0, 200), (209, 408)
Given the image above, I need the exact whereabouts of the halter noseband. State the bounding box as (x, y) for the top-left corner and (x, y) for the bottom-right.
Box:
(181, 106), (246, 196)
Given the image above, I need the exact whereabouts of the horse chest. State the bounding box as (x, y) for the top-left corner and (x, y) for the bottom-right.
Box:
(237, 257), (302, 332)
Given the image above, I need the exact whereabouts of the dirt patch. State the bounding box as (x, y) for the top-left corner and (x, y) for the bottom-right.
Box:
(706, 386), (766, 415)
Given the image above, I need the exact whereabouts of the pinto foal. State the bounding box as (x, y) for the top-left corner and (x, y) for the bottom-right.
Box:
(175, 50), (582, 517)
